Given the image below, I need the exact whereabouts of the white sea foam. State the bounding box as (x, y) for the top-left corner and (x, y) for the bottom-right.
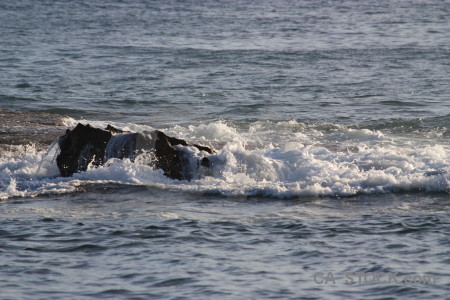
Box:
(0, 121), (448, 200)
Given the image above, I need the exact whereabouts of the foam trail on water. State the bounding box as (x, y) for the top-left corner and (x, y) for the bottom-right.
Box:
(0, 120), (448, 200)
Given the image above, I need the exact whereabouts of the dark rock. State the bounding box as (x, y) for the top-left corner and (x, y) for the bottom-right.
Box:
(56, 123), (112, 177)
(56, 123), (213, 180)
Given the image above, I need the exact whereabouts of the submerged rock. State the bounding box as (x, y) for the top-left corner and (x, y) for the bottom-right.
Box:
(0, 109), (67, 152)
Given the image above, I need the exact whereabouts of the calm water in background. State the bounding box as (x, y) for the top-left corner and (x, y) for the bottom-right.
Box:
(0, 0), (449, 299)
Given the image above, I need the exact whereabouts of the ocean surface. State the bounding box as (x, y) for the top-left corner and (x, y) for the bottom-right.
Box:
(1, 0), (449, 299)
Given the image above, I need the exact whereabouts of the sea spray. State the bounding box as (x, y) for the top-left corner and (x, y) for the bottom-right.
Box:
(1, 120), (448, 200)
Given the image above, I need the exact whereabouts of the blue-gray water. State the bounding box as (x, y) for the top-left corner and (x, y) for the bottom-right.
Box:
(1, 0), (449, 299)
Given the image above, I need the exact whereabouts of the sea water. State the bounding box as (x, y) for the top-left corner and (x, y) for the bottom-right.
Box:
(0, 0), (449, 299)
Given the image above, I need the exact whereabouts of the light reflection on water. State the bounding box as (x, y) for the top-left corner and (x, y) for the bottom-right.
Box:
(1, 0), (450, 298)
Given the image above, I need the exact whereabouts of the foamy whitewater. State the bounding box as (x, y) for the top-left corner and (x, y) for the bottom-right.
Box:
(1, 118), (448, 200)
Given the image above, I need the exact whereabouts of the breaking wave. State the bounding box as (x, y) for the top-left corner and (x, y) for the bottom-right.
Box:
(1, 118), (448, 200)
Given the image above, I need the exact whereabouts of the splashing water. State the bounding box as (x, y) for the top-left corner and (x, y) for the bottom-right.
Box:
(1, 119), (448, 200)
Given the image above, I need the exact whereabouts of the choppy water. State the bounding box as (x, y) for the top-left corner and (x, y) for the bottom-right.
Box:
(1, 0), (449, 299)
